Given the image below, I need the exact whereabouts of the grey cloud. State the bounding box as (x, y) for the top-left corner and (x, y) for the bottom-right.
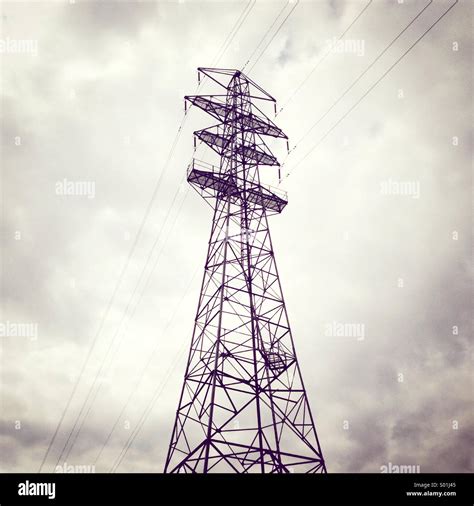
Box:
(0, 0), (472, 475)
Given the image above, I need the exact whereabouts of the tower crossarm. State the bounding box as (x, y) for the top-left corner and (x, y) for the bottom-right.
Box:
(196, 67), (277, 102)
(185, 95), (287, 139)
(194, 126), (279, 166)
(187, 159), (287, 214)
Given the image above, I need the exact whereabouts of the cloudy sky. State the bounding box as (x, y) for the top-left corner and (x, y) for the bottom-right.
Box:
(0, 0), (472, 474)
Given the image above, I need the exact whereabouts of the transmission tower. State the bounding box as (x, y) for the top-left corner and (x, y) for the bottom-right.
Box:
(164, 68), (326, 473)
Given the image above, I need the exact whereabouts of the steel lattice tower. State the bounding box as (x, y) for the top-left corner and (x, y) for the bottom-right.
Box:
(165, 68), (326, 474)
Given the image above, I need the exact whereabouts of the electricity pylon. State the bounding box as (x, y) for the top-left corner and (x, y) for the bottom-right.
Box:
(164, 68), (326, 473)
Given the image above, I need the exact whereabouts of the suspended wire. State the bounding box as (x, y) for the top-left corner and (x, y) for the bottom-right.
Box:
(247, 0), (300, 74)
(60, 140), (207, 463)
(286, 0), (433, 155)
(81, 161), (206, 469)
(283, 0), (459, 181)
(244, 0), (300, 73)
(94, 262), (199, 469)
(277, 0), (373, 115)
(273, 0), (433, 172)
(56, 140), (204, 464)
(109, 334), (190, 473)
(48, 119), (191, 470)
(37, 110), (189, 473)
(83, 146), (211, 467)
(193, 0), (256, 94)
(241, 1), (289, 72)
(212, 0), (256, 67)
(66, 185), (190, 465)
(61, 147), (204, 463)
(58, 183), (191, 465)
(210, 0), (250, 66)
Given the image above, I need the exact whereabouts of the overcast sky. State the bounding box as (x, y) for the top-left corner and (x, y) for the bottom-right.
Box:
(0, 0), (472, 474)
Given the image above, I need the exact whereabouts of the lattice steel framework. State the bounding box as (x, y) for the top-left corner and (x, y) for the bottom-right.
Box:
(164, 68), (326, 473)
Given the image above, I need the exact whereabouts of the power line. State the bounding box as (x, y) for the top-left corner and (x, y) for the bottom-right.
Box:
(277, 0), (373, 115)
(87, 150), (216, 469)
(109, 334), (190, 473)
(37, 111), (188, 473)
(48, 123), (189, 470)
(242, 1), (289, 72)
(94, 263), (199, 469)
(212, 0), (256, 67)
(193, 1), (256, 94)
(211, 0), (251, 65)
(285, 0), (458, 180)
(61, 147), (205, 463)
(55, 141), (206, 464)
(58, 183), (191, 466)
(288, 0), (433, 154)
(247, 0), (300, 74)
(88, 157), (215, 470)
